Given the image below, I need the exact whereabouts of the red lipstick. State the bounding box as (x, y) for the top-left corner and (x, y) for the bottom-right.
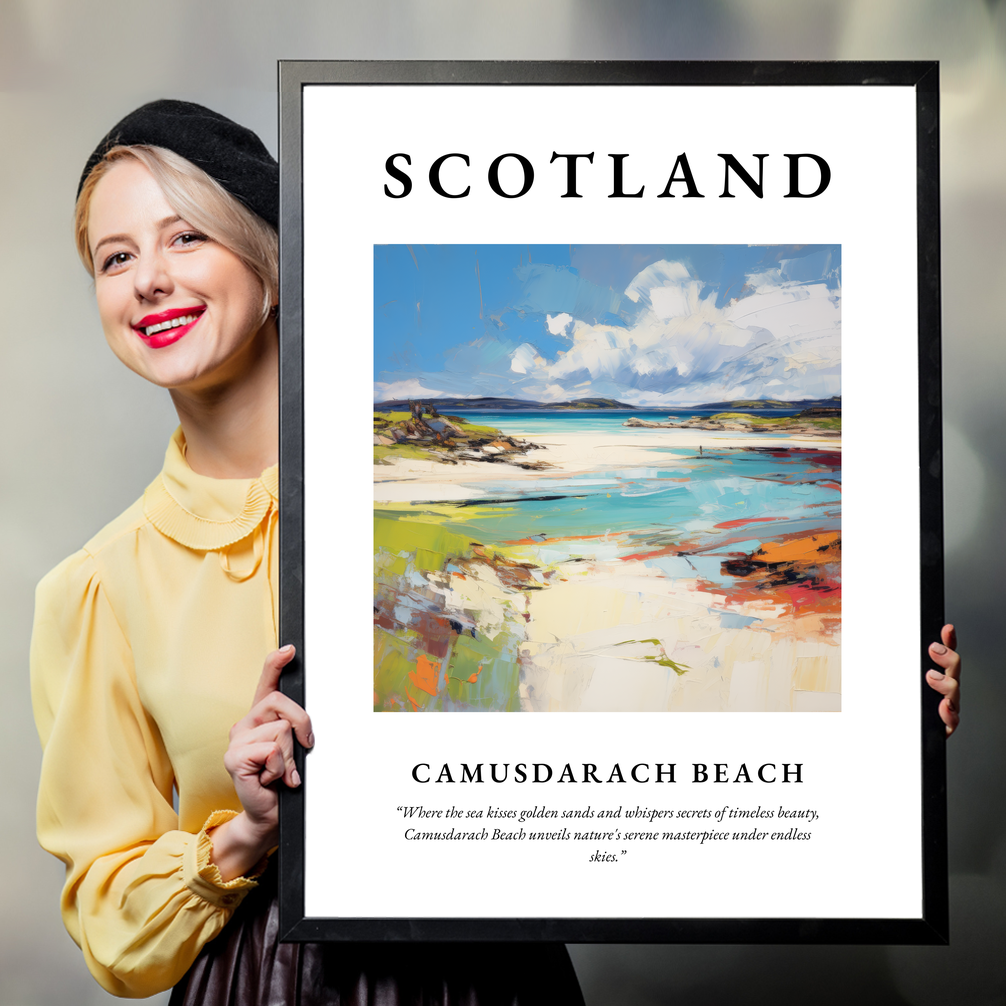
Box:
(132, 306), (205, 349)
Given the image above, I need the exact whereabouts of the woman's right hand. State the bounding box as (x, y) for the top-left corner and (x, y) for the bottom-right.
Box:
(209, 645), (314, 881)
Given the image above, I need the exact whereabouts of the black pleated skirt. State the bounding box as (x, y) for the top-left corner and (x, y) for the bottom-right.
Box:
(169, 869), (585, 1006)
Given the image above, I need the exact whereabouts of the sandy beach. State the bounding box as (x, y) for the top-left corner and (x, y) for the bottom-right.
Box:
(374, 427), (842, 713)
(419, 544), (841, 713)
(374, 428), (842, 503)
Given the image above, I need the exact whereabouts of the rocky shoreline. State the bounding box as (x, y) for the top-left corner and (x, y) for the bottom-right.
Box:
(374, 410), (549, 469)
(624, 409), (841, 437)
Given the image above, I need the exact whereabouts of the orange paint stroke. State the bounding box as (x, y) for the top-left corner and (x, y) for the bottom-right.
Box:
(408, 653), (441, 696)
(754, 531), (840, 564)
(506, 532), (611, 546)
(619, 544), (680, 563)
(691, 526), (837, 557)
(714, 516), (788, 530)
(697, 530), (842, 618)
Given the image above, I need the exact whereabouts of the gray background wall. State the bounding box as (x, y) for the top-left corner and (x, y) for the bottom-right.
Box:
(1, 2), (1002, 1003)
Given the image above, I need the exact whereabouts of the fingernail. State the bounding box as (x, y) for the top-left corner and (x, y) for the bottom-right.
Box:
(928, 669), (944, 679)
(931, 643), (947, 654)
(306, 732), (315, 748)
(291, 768), (301, 787)
(280, 644), (295, 654)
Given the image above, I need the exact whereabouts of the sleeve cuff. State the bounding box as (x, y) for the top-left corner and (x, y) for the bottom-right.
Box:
(182, 810), (269, 909)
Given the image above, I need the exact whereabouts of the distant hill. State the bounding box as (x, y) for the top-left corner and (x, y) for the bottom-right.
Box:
(555, 398), (633, 410)
(375, 396), (633, 411)
(374, 395), (840, 413)
(681, 397), (841, 412)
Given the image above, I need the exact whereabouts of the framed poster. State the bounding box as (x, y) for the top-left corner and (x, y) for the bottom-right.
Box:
(277, 61), (946, 943)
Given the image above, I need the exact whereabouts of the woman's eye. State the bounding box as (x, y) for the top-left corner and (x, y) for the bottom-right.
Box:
(101, 251), (131, 273)
(173, 231), (208, 248)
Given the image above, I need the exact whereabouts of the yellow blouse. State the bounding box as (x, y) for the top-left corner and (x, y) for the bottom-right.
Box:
(31, 429), (279, 998)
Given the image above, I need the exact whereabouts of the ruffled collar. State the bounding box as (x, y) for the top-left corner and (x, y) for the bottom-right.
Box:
(143, 428), (278, 551)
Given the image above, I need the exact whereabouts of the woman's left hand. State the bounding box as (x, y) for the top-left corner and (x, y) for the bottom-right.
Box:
(209, 645), (313, 881)
(926, 624), (961, 737)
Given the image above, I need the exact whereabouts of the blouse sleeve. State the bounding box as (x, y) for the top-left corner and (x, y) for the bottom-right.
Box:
(30, 549), (262, 998)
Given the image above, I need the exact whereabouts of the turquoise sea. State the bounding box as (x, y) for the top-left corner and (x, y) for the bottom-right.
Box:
(458, 408), (804, 437)
(375, 411), (842, 711)
(415, 412), (841, 589)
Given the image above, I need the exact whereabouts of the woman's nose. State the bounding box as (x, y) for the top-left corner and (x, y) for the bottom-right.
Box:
(133, 249), (173, 302)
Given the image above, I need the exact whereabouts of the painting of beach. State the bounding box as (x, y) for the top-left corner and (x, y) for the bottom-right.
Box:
(374, 245), (841, 712)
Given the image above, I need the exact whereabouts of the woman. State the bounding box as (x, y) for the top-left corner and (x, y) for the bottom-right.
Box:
(31, 100), (586, 1003)
(33, 99), (963, 1003)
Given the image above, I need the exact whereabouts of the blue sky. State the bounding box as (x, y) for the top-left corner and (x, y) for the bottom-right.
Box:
(374, 244), (841, 406)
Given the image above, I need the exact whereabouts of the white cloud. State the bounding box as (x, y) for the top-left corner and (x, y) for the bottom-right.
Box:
(374, 257), (841, 406)
(539, 383), (570, 402)
(546, 312), (573, 336)
(510, 342), (543, 374)
(508, 259), (840, 405)
(624, 260), (691, 304)
(374, 379), (456, 401)
(650, 285), (691, 321)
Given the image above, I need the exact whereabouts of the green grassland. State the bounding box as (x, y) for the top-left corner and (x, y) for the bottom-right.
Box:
(374, 506), (533, 711)
(712, 412), (841, 431)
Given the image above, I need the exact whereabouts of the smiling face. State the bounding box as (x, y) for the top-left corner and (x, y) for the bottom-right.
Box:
(87, 158), (272, 393)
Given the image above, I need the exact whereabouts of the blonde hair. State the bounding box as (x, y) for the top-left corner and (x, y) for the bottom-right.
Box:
(75, 145), (278, 322)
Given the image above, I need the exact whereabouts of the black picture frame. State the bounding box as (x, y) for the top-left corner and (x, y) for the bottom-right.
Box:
(277, 60), (945, 944)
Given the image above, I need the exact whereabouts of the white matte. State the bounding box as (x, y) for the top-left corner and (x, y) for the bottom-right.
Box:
(300, 84), (920, 920)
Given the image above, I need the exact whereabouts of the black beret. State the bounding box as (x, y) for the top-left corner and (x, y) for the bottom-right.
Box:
(77, 99), (278, 228)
